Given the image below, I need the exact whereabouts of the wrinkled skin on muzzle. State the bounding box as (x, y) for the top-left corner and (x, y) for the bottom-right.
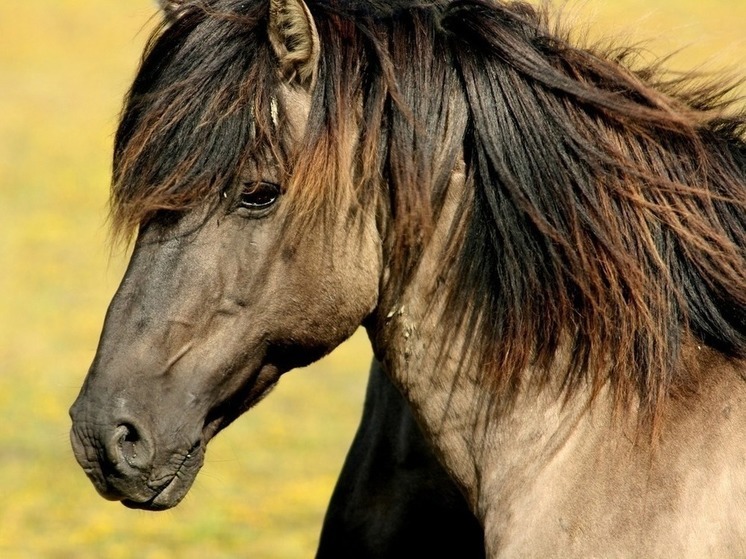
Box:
(70, 204), (380, 510)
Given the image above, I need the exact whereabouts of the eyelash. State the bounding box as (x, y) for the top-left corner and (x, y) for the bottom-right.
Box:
(238, 182), (281, 210)
(225, 181), (282, 218)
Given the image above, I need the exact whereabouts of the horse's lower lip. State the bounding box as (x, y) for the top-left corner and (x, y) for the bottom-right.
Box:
(120, 445), (203, 511)
(121, 473), (187, 511)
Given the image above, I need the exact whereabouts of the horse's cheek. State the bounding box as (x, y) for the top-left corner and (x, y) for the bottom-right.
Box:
(269, 223), (380, 354)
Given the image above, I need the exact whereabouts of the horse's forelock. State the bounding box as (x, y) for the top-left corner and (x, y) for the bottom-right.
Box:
(111, 0), (286, 242)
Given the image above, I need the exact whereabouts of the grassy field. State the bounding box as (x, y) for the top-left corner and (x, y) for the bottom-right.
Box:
(0, 1), (743, 558)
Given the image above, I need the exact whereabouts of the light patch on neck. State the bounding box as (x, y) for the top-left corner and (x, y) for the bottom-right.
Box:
(270, 97), (279, 129)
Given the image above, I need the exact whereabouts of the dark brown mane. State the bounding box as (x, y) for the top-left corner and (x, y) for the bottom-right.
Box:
(436, 2), (746, 423)
(113, 0), (746, 423)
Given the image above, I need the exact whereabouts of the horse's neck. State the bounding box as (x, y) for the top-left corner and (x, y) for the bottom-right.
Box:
(367, 162), (600, 505)
(368, 168), (746, 557)
(371, 287), (612, 508)
(373, 283), (746, 556)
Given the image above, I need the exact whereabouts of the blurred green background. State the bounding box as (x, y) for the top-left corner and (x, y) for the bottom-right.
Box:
(0, 1), (743, 558)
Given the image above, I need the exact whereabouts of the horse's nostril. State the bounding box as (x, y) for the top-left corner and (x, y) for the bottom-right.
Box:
(117, 423), (139, 465)
(107, 422), (152, 472)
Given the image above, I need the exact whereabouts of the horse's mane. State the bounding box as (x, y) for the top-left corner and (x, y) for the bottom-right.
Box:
(434, 2), (746, 421)
(113, 0), (746, 422)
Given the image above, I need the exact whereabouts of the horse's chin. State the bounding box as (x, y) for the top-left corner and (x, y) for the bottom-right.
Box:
(120, 481), (189, 511)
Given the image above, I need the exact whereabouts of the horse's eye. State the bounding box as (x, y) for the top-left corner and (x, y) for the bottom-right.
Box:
(238, 181), (281, 212)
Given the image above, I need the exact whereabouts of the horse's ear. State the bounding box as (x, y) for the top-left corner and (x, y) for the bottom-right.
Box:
(155, 0), (183, 21)
(268, 0), (320, 87)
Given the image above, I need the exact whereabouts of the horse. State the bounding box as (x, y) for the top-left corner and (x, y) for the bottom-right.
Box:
(317, 358), (485, 558)
(69, 0), (746, 556)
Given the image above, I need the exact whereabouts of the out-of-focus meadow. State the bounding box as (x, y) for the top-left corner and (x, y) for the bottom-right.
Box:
(0, 1), (743, 557)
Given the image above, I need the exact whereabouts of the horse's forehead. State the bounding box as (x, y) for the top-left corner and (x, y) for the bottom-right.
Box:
(277, 84), (311, 139)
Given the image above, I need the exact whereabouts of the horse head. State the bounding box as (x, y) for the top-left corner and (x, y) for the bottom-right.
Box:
(69, 0), (382, 510)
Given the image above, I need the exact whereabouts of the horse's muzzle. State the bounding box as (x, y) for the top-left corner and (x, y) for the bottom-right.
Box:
(69, 403), (204, 510)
